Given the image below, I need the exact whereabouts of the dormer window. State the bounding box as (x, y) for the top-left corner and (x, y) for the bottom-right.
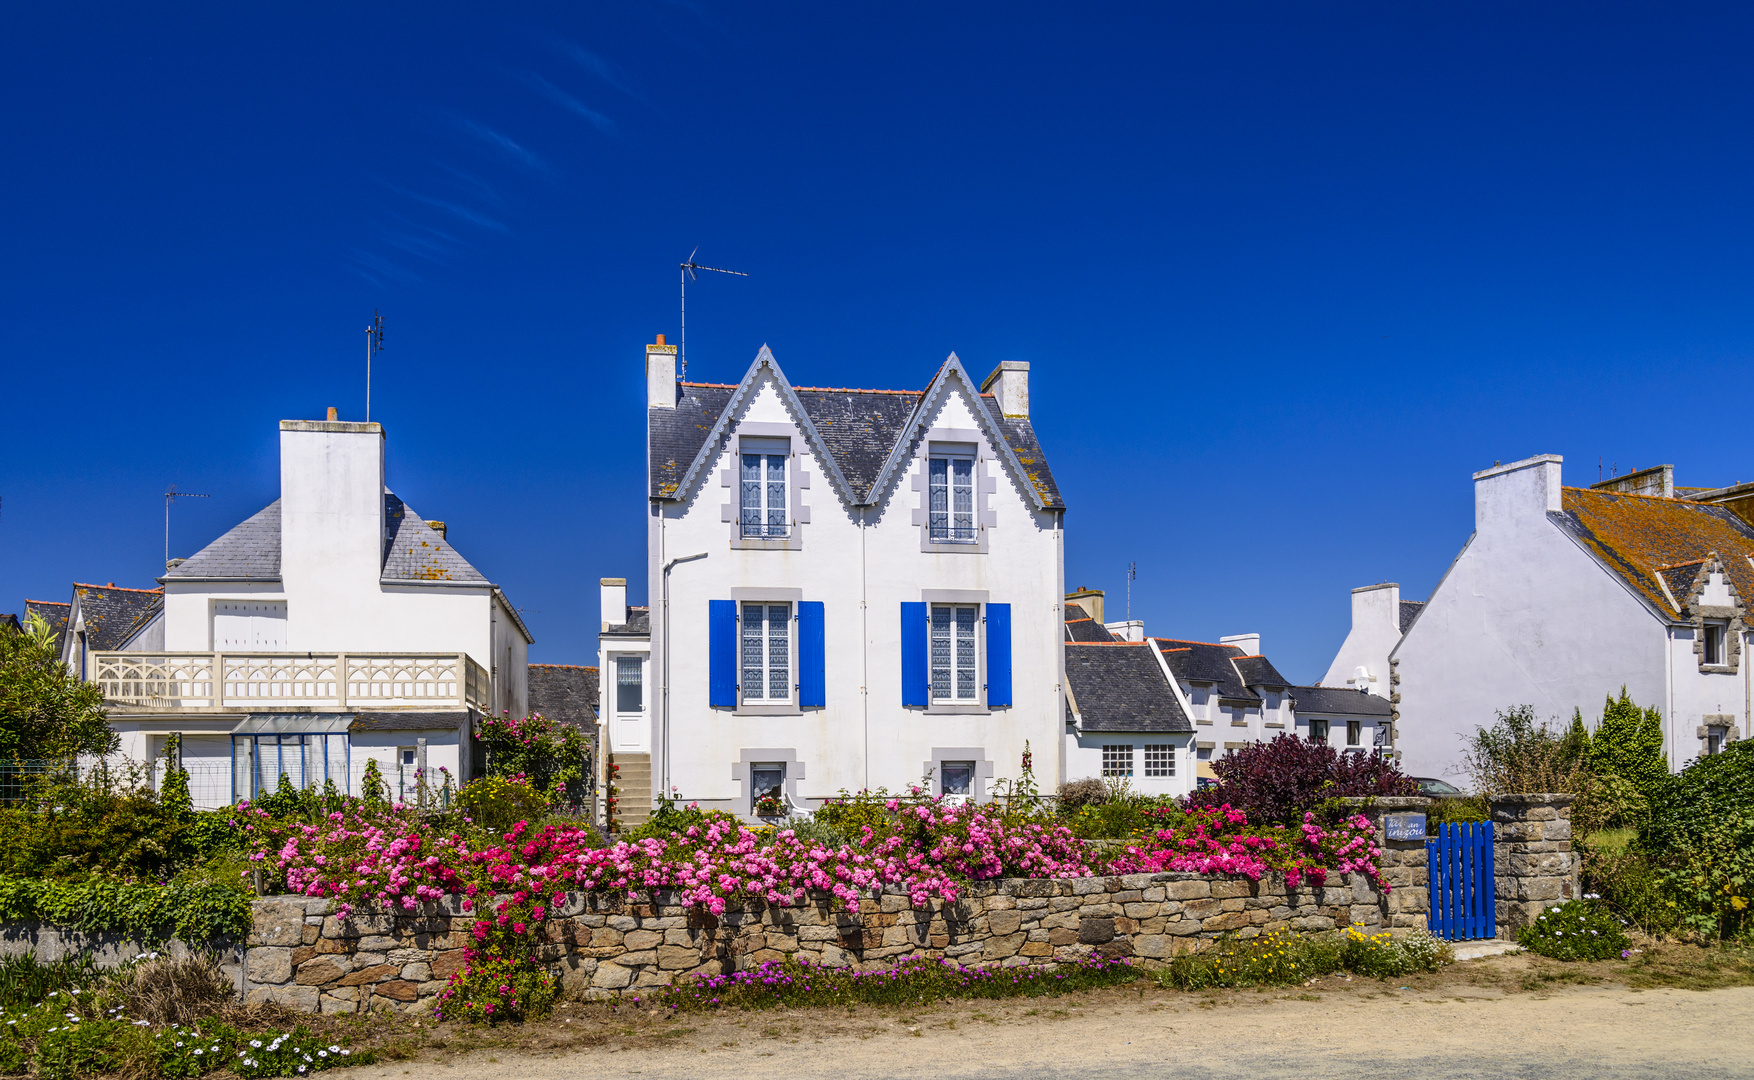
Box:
(1704, 621), (1727, 666)
(740, 438), (789, 539)
(928, 448), (976, 543)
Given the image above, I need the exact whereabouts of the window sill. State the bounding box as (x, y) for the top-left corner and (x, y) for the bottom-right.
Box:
(731, 533), (803, 551)
(1195, 718), (1213, 726)
(1264, 721), (1285, 728)
(734, 702), (803, 716)
(924, 702), (990, 715)
(1229, 719), (1250, 727)
(1700, 663), (1738, 675)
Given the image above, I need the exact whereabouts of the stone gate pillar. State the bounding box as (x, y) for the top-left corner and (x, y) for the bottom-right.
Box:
(1343, 796), (1433, 932)
(1489, 793), (1580, 934)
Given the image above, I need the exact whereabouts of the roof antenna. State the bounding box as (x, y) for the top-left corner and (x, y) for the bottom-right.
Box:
(1126, 561), (1138, 622)
(679, 249), (748, 382)
(365, 312), (385, 422)
(164, 484), (212, 570)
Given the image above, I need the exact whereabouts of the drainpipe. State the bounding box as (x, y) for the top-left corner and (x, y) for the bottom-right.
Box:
(860, 506), (869, 790)
(661, 551), (708, 799)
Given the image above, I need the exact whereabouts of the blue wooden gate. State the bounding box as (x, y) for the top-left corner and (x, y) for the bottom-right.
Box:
(1425, 821), (1496, 940)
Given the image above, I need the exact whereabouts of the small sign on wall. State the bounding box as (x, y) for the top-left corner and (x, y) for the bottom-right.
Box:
(1384, 813), (1427, 841)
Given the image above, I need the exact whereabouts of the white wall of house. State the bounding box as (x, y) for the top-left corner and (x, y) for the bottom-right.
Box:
(1293, 712), (1382, 753)
(1321, 584), (1401, 695)
(648, 361), (1063, 813)
(1391, 456), (1672, 779)
(1064, 733), (1194, 798)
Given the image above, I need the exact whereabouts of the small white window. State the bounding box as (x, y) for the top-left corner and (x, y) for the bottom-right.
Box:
(1704, 622), (1727, 665)
(928, 451), (976, 543)
(751, 762), (785, 813)
(615, 656), (643, 713)
(930, 604), (979, 702)
(1346, 720), (1361, 747)
(1707, 729), (1725, 756)
(1102, 744), (1133, 778)
(740, 440), (789, 538)
(741, 603), (791, 701)
(1144, 744), (1174, 777)
(941, 761), (974, 797)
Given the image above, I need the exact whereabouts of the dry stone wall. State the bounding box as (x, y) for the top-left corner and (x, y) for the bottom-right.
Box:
(243, 870), (1396, 1013)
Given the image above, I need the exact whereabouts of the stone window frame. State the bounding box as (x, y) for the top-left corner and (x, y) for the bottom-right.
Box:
(720, 423), (812, 551)
(1679, 556), (1744, 675)
(1697, 715), (1740, 757)
(731, 747), (806, 815)
(922, 747), (993, 801)
(909, 428), (998, 554)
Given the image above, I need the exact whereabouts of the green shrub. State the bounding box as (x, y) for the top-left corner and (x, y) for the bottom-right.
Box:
(1517, 899), (1630, 960)
(1640, 740), (1754, 857)
(0, 954), (99, 1010)
(1426, 796), (1489, 826)
(232, 1027), (370, 1077)
(0, 876), (250, 942)
(1651, 810), (1754, 941)
(1587, 691), (1668, 799)
(623, 796), (744, 844)
(457, 776), (550, 835)
(814, 788), (913, 837)
(1158, 928), (1341, 989)
(1057, 778), (1109, 813)
(1337, 927), (1453, 976)
(431, 954), (557, 1024)
(657, 953), (1137, 1010)
(1064, 795), (1179, 840)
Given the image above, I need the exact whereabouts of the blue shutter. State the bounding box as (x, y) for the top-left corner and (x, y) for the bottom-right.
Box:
(798, 601), (825, 708)
(985, 603), (1012, 707)
(709, 599), (738, 707)
(900, 602), (928, 707)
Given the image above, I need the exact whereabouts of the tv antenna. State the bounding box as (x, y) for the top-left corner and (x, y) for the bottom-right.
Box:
(1126, 561), (1138, 621)
(679, 249), (748, 381)
(365, 311), (385, 422)
(164, 485), (212, 569)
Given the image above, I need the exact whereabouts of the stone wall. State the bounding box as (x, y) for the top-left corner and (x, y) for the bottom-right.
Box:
(1347, 796), (1433, 930)
(242, 869), (1395, 1013)
(1490, 793), (1580, 932)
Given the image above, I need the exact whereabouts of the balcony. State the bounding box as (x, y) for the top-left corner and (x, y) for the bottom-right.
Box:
(91, 651), (492, 712)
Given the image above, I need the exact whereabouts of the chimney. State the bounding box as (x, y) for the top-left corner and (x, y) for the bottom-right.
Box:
(600, 577), (628, 631)
(980, 361), (1030, 418)
(1351, 582), (1401, 633)
(1065, 586), (1104, 624)
(1220, 633), (1262, 656)
(427, 520), (447, 540)
(1590, 464), (1674, 499)
(647, 335), (678, 409)
(326, 406), (338, 421)
(279, 416), (386, 609)
(1105, 620), (1145, 642)
(1474, 454), (1564, 532)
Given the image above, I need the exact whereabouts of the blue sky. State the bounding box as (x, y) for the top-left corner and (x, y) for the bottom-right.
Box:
(4, 3), (1753, 682)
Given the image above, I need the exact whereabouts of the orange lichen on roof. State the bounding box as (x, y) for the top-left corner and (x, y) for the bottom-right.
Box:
(25, 600), (70, 607)
(1561, 487), (1754, 616)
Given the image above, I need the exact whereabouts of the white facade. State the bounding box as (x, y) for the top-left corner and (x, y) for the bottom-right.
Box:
(1321, 583), (1404, 696)
(636, 345), (1065, 817)
(94, 416), (531, 806)
(1390, 454), (1751, 779)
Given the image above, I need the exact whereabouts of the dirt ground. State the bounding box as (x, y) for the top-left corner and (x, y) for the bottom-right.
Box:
(323, 944), (1754, 1080)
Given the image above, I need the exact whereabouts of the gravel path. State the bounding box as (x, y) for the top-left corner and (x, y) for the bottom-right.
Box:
(353, 984), (1754, 1080)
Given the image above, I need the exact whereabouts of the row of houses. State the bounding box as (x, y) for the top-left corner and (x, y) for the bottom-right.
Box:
(9, 337), (1747, 816)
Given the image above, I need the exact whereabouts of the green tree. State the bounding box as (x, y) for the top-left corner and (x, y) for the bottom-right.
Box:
(1588, 688), (1667, 795)
(0, 613), (117, 761)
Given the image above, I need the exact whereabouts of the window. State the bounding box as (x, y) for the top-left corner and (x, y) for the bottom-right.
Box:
(1704, 622), (1727, 665)
(615, 656), (643, 713)
(398, 747), (419, 801)
(233, 732), (348, 801)
(1346, 720), (1361, 747)
(750, 762), (785, 813)
(1102, 744), (1133, 778)
(741, 602), (791, 701)
(1707, 728), (1725, 756)
(1308, 718), (1329, 744)
(928, 454), (975, 542)
(941, 761), (974, 797)
(930, 605), (979, 702)
(740, 443), (788, 538)
(1144, 744), (1174, 778)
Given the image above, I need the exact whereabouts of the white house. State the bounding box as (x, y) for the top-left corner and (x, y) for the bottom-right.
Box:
(91, 412), (532, 807)
(1387, 455), (1751, 779)
(604, 338), (1067, 822)
(1320, 583), (1422, 697)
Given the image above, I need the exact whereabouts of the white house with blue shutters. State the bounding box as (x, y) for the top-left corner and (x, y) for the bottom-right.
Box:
(606, 336), (1068, 822)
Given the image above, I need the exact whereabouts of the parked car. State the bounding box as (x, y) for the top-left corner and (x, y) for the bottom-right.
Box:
(1412, 777), (1467, 798)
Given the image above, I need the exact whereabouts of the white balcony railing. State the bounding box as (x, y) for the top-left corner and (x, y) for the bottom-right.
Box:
(91, 652), (493, 712)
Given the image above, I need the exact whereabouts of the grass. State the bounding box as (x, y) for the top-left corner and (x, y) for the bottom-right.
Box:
(1154, 928), (1454, 990)
(1583, 828), (1637, 856)
(1623, 940), (1754, 991)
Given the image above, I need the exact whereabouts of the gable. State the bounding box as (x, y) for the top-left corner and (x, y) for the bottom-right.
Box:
(1553, 488), (1754, 620)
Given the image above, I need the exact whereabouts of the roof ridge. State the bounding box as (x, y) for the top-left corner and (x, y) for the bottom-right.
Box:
(1151, 637), (1232, 648)
(1566, 486), (1694, 502)
(679, 381), (740, 388)
(1656, 558), (1710, 569)
(1064, 617), (1095, 624)
(25, 599), (70, 606)
(73, 583), (164, 594)
(1066, 641), (1149, 646)
(529, 663), (599, 670)
(793, 385), (924, 396)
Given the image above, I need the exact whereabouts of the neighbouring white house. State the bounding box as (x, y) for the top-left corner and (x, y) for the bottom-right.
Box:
(1386, 456), (1752, 779)
(602, 337), (1067, 823)
(1320, 583), (1423, 697)
(88, 412), (532, 808)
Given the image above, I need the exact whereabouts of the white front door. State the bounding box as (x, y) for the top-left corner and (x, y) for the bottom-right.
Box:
(213, 602), (288, 650)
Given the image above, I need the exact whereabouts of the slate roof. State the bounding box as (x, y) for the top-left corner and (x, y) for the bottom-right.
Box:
(1232, 655), (1289, 688)
(0, 614), (19, 635)
(1064, 643), (1193, 733)
(1154, 639), (1258, 703)
(1065, 618), (1116, 643)
(648, 352), (1065, 512)
(1551, 488), (1754, 618)
(528, 664), (599, 727)
(1290, 685), (1395, 717)
(163, 495), (490, 585)
(1398, 600), (1425, 634)
(71, 584), (164, 650)
(1657, 562), (1706, 608)
(164, 501), (282, 580)
(24, 600), (69, 652)
(348, 710), (471, 732)
(603, 607), (650, 637)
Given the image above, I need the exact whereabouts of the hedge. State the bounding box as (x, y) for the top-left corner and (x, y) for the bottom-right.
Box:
(0, 877), (251, 943)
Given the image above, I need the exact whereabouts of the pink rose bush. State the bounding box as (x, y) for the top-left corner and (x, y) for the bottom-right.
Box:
(1105, 805), (1387, 892)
